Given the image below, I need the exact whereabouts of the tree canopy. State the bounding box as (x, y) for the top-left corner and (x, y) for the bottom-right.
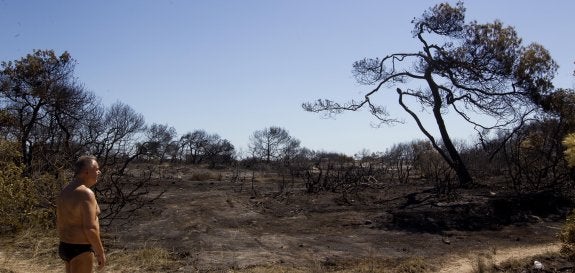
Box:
(0, 49), (100, 173)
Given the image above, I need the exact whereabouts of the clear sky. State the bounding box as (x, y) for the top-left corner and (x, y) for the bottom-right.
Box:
(1, 1), (574, 156)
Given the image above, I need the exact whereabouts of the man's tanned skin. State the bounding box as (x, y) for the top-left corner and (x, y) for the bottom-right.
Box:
(57, 156), (106, 272)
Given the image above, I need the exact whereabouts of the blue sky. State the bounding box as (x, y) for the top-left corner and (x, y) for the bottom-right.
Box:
(1, 1), (574, 156)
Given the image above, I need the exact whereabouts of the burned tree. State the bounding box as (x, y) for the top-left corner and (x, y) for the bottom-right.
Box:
(304, 2), (557, 187)
(248, 126), (300, 164)
(142, 123), (177, 163)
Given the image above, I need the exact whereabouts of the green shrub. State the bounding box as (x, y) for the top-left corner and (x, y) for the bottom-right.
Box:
(563, 134), (575, 259)
(0, 140), (38, 233)
(563, 133), (575, 167)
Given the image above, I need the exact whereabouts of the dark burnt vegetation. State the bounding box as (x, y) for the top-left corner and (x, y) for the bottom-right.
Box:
(234, 131), (574, 235)
(222, 110), (575, 235)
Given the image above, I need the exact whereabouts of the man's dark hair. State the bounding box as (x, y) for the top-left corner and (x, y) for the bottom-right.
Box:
(74, 155), (97, 175)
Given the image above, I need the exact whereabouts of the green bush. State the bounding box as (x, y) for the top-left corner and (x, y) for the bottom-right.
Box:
(0, 140), (38, 233)
(564, 133), (575, 167)
(562, 133), (575, 259)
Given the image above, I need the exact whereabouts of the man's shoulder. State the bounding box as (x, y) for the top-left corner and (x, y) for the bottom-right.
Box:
(75, 186), (95, 199)
(61, 184), (94, 200)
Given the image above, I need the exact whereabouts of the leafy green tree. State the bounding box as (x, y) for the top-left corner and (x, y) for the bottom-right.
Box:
(304, 2), (557, 187)
(0, 109), (16, 139)
(0, 49), (99, 174)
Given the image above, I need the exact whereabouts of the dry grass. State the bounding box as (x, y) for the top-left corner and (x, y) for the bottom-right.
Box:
(2, 228), (564, 273)
(0, 228), (60, 273)
(495, 251), (560, 273)
(230, 265), (308, 273)
(104, 245), (180, 272)
(560, 209), (575, 257)
(470, 253), (495, 273)
(0, 228), (434, 273)
(0, 228), (181, 273)
(189, 170), (221, 181)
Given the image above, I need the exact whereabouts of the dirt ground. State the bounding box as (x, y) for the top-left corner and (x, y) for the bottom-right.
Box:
(106, 171), (572, 272)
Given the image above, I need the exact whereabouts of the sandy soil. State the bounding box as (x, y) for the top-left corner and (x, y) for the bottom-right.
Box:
(438, 242), (562, 273)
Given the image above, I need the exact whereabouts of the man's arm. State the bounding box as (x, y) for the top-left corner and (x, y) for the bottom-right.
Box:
(81, 190), (106, 269)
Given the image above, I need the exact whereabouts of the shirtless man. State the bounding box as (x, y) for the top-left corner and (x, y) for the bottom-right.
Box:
(56, 155), (106, 272)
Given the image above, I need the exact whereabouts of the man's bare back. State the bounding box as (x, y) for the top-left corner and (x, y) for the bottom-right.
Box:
(56, 156), (105, 273)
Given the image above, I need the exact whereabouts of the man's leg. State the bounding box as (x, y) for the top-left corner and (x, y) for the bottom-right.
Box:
(64, 261), (71, 273)
(69, 251), (93, 273)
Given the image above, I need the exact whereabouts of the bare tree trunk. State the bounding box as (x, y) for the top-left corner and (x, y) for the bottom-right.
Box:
(426, 72), (474, 187)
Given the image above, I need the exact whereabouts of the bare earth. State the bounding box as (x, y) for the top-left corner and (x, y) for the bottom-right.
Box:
(0, 172), (570, 272)
(110, 176), (566, 272)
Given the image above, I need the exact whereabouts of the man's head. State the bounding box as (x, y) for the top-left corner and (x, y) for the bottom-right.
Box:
(74, 155), (101, 185)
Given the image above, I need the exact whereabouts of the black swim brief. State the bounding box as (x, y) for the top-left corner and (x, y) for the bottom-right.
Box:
(58, 241), (93, 262)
